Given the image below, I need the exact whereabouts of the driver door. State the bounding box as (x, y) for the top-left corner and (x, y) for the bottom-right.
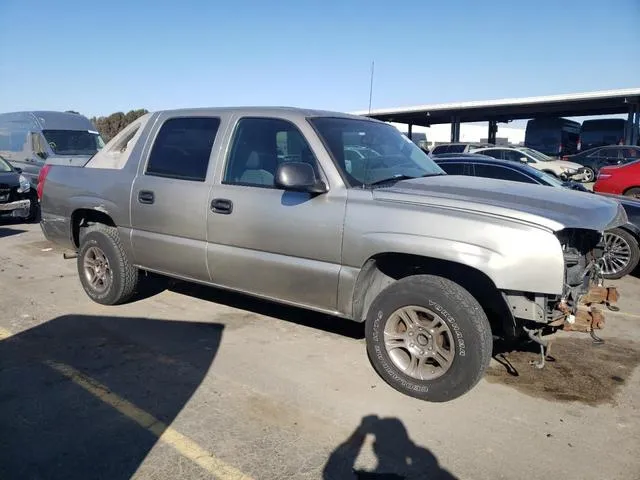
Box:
(206, 116), (347, 312)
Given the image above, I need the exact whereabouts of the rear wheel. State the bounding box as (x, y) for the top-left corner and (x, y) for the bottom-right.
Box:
(624, 187), (640, 199)
(365, 274), (492, 402)
(600, 228), (640, 279)
(77, 224), (139, 305)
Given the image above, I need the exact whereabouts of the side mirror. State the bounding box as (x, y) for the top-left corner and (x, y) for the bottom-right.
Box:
(275, 162), (328, 194)
(519, 156), (528, 163)
(14, 167), (22, 173)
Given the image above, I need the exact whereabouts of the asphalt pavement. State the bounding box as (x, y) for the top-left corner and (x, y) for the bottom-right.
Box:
(1, 221), (639, 480)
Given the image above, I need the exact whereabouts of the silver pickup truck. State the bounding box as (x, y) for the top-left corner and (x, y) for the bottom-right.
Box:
(38, 107), (625, 402)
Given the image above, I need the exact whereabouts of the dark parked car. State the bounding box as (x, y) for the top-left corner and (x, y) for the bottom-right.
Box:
(563, 146), (640, 182)
(435, 155), (640, 279)
(0, 154), (39, 222)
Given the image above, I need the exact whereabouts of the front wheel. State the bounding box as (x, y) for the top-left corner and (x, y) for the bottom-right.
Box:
(77, 224), (139, 305)
(600, 228), (640, 279)
(365, 274), (493, 402)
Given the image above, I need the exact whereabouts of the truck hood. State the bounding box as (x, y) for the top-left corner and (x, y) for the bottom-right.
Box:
(375, 175), (628, 232)
(45, 154), (93, 168)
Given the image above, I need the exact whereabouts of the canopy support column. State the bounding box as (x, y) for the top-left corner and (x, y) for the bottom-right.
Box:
(488, 120), (498, 145)
(450, 116), (460, 142)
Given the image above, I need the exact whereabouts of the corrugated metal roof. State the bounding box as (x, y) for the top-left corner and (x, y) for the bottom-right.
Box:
(353, 88), (640, 117)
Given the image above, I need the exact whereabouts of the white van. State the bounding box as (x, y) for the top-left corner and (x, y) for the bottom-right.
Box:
(0, 111), (105, 183)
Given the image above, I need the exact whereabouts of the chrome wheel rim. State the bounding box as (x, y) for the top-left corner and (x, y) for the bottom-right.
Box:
(383, 306), (455, 381)
(600, 232), (631, 276)
(584, 168), (595, 182)
(83, 246), (112, 293)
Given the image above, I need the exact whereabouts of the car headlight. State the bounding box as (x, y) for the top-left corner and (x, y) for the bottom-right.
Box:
(17, 174), (31, 193)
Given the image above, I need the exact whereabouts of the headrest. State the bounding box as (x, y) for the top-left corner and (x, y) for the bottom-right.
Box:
(246, 151), (261, 169)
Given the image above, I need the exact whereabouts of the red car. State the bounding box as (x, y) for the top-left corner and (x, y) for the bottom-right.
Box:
(594, 159), (640, 199)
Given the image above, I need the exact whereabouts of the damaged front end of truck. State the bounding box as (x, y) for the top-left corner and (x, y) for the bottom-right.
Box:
(504, 204), (628, 369)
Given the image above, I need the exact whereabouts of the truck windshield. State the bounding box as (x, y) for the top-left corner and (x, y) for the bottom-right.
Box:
(0, 155), (12, 172)
(42, 130), (105, 156)
(309, 117), (445, 187)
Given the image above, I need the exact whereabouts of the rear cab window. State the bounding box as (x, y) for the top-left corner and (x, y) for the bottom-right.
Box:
(146, 117), (221, 181)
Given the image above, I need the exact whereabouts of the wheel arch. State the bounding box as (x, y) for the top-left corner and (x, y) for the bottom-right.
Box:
(623, 186), (640, 197)
(351, 252), (516, 338)
(71, 208), (117, 248)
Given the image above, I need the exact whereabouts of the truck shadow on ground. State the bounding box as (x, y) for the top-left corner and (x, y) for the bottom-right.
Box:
(137, 275), (365, 340)
(488, 335), (640, 405)
(133, 277), (640, 406)
(323, 415), (456, 480)
(0, 314), (223, 480)
(0, 224), (27, 238)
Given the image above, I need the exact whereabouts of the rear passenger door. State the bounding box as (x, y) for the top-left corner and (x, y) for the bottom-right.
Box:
(130, 114), (225, 281)
(206, 116), (346, 312)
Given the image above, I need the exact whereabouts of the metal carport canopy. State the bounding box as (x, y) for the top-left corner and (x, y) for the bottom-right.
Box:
(353, 88), (640, 126)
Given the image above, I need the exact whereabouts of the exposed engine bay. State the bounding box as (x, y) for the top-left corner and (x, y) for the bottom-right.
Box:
(505, 228), (620, 368)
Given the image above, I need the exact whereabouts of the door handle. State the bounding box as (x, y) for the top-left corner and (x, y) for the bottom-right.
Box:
(138, 190), (155, 204)
(210, 198), (233, 214)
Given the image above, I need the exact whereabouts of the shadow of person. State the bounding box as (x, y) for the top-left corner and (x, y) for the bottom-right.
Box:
(323, 415), (457, 479)
(0, 314), (223, 480)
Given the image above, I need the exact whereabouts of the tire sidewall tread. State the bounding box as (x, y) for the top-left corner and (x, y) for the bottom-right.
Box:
(365, 274), (492, 402)
(602, 227), (640, 279)
(77, 224), (138, 305)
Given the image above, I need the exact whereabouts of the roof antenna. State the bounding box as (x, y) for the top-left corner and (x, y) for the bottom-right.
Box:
(368, 61), (375, 114)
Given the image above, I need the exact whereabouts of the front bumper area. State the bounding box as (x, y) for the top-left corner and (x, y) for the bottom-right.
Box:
(0, 199), (30, 217)
(549, 285), (619, 335)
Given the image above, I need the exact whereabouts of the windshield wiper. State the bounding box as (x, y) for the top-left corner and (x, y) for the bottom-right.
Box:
(367, 172), (444, 187)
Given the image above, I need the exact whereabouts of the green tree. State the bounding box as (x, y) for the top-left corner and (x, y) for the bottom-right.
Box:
(90, 109), (149, 141)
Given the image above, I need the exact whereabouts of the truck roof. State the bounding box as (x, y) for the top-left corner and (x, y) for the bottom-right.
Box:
(151, 106), (380, 122)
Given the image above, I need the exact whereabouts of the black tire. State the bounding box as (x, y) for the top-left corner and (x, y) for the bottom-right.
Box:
(365, 274), (492, 402)
(77, 224), (139, 305)
(25, 194), (40, 223)
(582, 166), (596, 183)
(624, 187), (640, 199)
(601, 227), (640, 280)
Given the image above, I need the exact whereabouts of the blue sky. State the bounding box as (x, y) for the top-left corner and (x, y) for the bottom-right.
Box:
(0, 0), (638, 118)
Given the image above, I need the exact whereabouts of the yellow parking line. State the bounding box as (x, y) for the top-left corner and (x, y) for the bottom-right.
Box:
(0, 326), (251, 479)
(45, 361), (252, 479)
(0, 326), (13, 340)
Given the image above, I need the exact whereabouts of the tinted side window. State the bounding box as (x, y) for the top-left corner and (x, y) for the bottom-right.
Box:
(447, 145), (466, 153)
(224, 117), (319, 188)
(146, 117), (220, 181)
(622, 147), (640, 160)
(503, 150), (524, 162)
(475, 164), (537, 183)
(481, 150), (502, 159)
(599, 147), (620, 160)
(439, 162), (466, 175)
